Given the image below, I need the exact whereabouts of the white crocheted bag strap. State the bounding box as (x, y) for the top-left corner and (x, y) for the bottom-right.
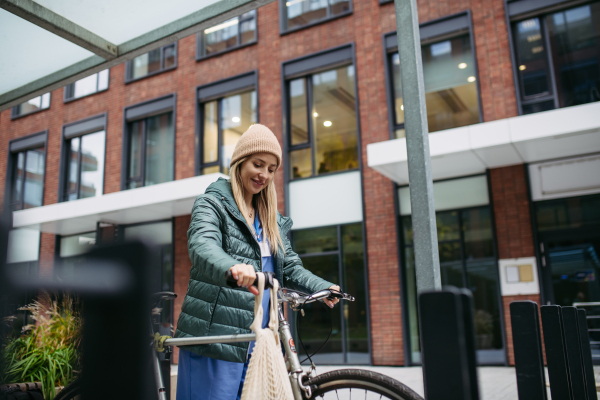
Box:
(250, 272), (265, 332)
(268, 277), (280, 343)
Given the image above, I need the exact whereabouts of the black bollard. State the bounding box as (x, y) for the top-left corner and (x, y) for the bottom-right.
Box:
(562, 306), (587, 399)
(419, 287), (480, 400)
(577, 309), (598, 400)
(510, 301), (547, 400)
(541, 305), (573, 400)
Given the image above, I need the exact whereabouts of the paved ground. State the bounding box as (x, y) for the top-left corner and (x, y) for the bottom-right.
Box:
(171, 364), (600, 399)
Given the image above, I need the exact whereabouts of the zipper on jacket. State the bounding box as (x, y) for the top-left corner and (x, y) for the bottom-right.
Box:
(221, 200), (264, 272)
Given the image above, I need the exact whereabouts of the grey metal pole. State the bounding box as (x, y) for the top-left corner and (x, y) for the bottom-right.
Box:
(394, 0), (441, 292)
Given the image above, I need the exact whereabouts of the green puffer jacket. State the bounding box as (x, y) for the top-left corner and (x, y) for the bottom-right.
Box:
(174, 177), (334, 363)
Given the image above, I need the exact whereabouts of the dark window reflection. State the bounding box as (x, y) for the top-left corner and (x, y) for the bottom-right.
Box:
(285, 0), (351, 31)
(129, 44), (176, 80)
(11, 147), (45, 211)
(390, 34), (480, 136)
(64, 131), (105, 201)
(292, 222), (368, 364)
(12, 93), (51, 117)
(513, 3), (600, 114)
(201, 11), (256, 57)
(126, 112), (174, 189)
(402, 206), (503, 364)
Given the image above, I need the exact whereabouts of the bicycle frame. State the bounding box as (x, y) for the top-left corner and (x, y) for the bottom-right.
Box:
(153, 301), (309, 400)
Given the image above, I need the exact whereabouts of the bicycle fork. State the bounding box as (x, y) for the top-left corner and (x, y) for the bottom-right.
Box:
(151, 322), (169, 400)
(278, 305), (311, 400)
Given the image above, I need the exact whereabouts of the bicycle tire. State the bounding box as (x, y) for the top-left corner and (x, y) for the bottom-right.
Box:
(53, 378), (81, 400)
(304, 368), (424, 400)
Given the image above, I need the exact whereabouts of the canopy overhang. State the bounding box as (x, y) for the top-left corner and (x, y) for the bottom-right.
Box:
(0, 0), (275, 112)
(12, 173), (226, 235)
(367, 102), (600, 185)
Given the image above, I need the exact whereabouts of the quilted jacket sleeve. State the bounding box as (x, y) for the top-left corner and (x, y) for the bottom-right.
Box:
(187, 195), (240, 287)
(282, 234), (335, 294)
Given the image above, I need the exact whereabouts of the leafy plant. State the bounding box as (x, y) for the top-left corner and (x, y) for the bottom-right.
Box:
(1, 292), (82, 400)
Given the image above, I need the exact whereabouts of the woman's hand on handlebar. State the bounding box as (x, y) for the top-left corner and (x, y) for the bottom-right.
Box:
(229, 264), (259, 296)
(324, 285), (341, 308)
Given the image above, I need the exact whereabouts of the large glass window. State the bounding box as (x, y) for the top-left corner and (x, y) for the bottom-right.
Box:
(127, 43), (177, 81)
(10, 146), (45, 211)
(64, 130), (106, 200)
(401, 207), (503, 364)
(291, 223), (369, 364)
(55, 232), (96, 281)
(200, 90), (257, 175)
(198, 11), (256, 58)
(64, 70), (109, 101)
(389, 34), (480, 138)
(513, 2), (600, 114)
(126, 113), (174, 189)
(11, 93), (51, 118)
(282, 0), (352, 32)
(287, 65), (358, 179)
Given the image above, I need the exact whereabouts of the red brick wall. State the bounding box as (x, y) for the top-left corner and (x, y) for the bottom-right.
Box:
(489, 164), (535, 259)
(1, 0), (521, 367)
(172, 215), (192, 364)
(502, 294), (544, 366)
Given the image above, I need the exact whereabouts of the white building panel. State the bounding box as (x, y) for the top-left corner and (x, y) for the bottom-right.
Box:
(288, 171), (363, 230)
(529, 154), (600, 201)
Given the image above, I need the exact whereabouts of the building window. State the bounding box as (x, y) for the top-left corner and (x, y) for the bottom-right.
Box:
(64, 132), (105, 201)
(126, 43), (177, 82)
(398, 175), (504, 365)
(511, 2), (600, 114)
(198, 10), (257, 58)
(11, 93), (51, 119)
(56, 231), (96, 280)
(9, 146), (45, 211)
(287, 65), (358, 180)
(281, 0), (352, 32)
(64, 70), (109, 101)
(123, 96), (175, 189)
(197, 72), (257, 175)
(291, 222), (369, 364)
(386, 14), (481, 139)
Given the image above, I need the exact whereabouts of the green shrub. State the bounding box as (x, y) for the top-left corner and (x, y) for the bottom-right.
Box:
(1, 292), (81, 400)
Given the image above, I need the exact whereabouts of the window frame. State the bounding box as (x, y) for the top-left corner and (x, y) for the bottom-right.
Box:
(395, 172), (506, 365)
(4, 131), (48, 213)
(63, 70), (110, 103)
(279, 0), (353, 35)
(195, 71), (259, 176)
(10, 93), (51, 120)
(383, 11), (483, 139)
(282, 44), (361, 182)
(290, 221), (372, 365)
(124, 43), (178, 84)
(196, 11), (258, 60)
(121, 94), (177, 190)
(58, 114), (108, 202)
(504, 0), (595, 115)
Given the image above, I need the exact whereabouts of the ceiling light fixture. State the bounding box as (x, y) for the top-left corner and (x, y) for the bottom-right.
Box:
(313, 112), (319, 117)
(232, 117), (240, 123)
(324, 121), (332, 127)
(519, 65), (527, 71)
(458, 63), (467, 69)
(467, 76), (476, 83)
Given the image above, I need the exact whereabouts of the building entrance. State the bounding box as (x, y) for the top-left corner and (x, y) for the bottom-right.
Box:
(535, 194), (600, 306)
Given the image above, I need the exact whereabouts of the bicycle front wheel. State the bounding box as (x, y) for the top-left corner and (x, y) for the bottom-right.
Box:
(303, 369), (423, 400)
(53, 378), (81, 400)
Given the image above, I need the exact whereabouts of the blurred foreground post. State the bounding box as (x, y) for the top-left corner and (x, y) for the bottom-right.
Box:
(393, 0), (440, 292)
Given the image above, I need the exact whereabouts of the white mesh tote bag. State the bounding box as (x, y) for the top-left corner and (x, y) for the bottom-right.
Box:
(240, 272), (294, 400)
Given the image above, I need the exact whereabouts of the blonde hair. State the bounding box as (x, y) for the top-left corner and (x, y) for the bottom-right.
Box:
(229, 156), (284, 255)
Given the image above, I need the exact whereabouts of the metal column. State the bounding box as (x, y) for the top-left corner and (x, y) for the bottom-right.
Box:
(393, 0), (441, 292)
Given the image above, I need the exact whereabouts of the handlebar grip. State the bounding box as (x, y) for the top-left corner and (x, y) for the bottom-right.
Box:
(225, 270), (275, 290)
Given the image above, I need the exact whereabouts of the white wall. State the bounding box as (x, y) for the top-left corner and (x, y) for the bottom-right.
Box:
(289, 171), (363, 230)
(6, 228), (40, 264)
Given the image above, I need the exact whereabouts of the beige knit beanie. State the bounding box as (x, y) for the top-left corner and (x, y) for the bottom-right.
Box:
(229, 124), (282, 168)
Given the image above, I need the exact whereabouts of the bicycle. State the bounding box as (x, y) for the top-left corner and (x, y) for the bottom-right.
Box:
(55, 272), (424, 400)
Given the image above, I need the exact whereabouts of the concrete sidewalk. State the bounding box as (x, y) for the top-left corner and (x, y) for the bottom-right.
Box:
(170, 364), (600, 399)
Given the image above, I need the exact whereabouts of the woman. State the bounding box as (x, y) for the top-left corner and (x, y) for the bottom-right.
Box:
(175, 124), (340, 400)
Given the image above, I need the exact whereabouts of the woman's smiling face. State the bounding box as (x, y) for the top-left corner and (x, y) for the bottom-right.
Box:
(240, 152), (278, 196)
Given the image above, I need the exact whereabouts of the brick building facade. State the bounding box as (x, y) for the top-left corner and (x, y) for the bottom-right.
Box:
(2, 0), (600, 367)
